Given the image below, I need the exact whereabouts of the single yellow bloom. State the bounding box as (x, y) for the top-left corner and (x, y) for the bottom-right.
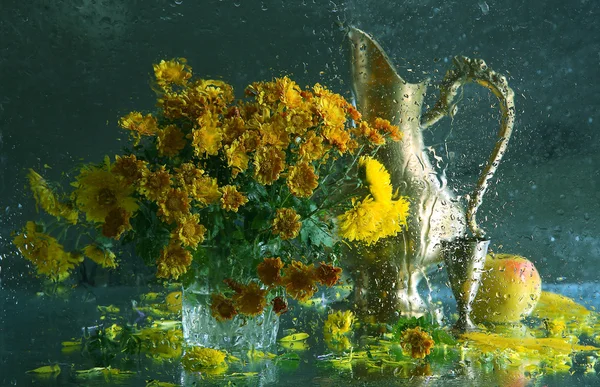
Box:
(287, 161), (319, 198)
(156, 242), (192, 280)
(220, 185), (248, 212)
(153, 58), (192, 89)
(400, 327), (435, 359)
(272, 208), (302, 240)
(192, 111), (223, 157)
(171, 213), (206, 248)
(156, 124), (186, 157)
(253, 145), (285, 185)
(324, 310), (355, 336)
(72, 158), (138, 223)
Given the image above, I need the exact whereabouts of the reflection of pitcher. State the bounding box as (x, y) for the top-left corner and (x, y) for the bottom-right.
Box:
(347, 27), (515, 321)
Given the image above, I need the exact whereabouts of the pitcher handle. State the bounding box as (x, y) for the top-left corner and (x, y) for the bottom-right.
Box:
(421, 57), (516, 238)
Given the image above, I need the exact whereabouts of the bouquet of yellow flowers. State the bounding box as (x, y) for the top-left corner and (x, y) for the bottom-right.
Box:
(13, 58), (410, 322)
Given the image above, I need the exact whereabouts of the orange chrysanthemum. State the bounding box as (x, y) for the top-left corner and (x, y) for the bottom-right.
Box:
(272, 208), (302, 240)
(286, 162), (319, 198)
(210, 293), (238, 322)
(138, 166), (172, 201)
(102, 207), (131, 240)
(157, 124), (186, 157)
(232, 282), (268, 317)
(157, 188), (190, 224)
(356, 121), (385, 146)
(400, 327), (435, 359)
(112, 154), (146, 184)
(220, 185), (248, 212)
(314, 262), (343, 287)
(373, 117), (402, 141)
(256, 257), (284, 287)
(281, 260), (318, 302)
(172, 213), (206, 248)
(322, 125), (353, 153)
(259, 119), (289, 149)
(153, 58), (192, 89)
(253, 145), (286, 185)
(156, 242), (193, 280)
(272, 296), (288, 315)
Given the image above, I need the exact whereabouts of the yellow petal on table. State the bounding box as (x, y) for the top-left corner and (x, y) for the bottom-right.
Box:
(26, 365), (60, 375)
(97, 305), (120, 314)
(146, 380), (179, 387)
(279, 332), (309, 342)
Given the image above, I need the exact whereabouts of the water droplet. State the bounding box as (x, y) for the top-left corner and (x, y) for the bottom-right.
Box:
(233, 1), (241, 6)
(174, 0), (183, 4)
(478, 1), (489, 15)
(260, 2), (268, 10)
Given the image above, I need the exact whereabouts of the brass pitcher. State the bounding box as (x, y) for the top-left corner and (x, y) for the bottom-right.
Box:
(347, 27), (515, 324)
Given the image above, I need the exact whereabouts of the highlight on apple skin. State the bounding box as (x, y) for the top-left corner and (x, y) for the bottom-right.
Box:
(471, 253), (542, 324)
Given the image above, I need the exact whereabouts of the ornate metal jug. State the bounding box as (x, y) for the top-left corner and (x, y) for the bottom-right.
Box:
(347, 27), (515, 324)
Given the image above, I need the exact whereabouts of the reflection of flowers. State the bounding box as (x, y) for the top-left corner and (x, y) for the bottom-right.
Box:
(400, 327), (435, 359)
(83, 245), (117, 269)
(182, 346), (226, 371)
(210, 293), (238, 322)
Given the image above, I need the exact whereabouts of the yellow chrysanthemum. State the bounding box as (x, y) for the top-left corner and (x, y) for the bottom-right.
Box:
(138, 166), (172, 202)
(336, 197), (388, 245)
(72, 158), (138, 223)
(298, 131), (327, 162)
(220, 185), (248, 212)
(286, 161), (319, 198)
(225, 139), (250, 177)
(400, 327), (435, 359)
(276, 76), (303, 109)
(153, 58), (192, 89)
(259, 119), (289, 149)
(182, 346), (226, 371)
(156, 242), (192, 280)
(157, 124), (186, 157)
(157, 188), (190, 224)
(272, 208), (302, 240)
(111, 154), (146, 184)
(360, 156), (393, 202)
(232, 282), (268, 317)
(118, 112), (158, 144)
(13, 221), (83, 281)
(191, 111), (223, 157)
(101, 207), (132, 240)
(324, 310), (355, 336)
(28, 169), (78, 224)
(191, 175), (221, 206)
(221, 115), (246, 144)
(83, 244), (117, 269)
(253, 145), (286, 185)
(172, 213), (206, 248)
(281, 260), (317, 302)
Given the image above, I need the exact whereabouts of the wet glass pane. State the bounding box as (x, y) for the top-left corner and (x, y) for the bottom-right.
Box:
(1, 1), (598, 385)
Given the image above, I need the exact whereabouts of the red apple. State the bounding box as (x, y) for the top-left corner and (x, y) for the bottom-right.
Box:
(471, 253), (542, 323)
